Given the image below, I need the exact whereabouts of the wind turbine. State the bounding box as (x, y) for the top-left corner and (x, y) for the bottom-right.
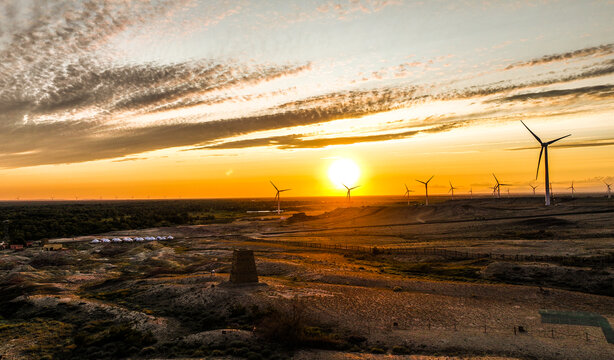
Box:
(404, 184), (414, 205)
(529, 184), (538, 196)
(520, 121), (571, 206)
(469, 188), (473, 199)
(416, 176), (434, 205)
(270, 181), (291, 214)
(492, 174), (510, 199)
(448, 181), (458, 200)
(344, 184), (359, 202)
(604, 180), (612, 199)
(568, 181), (575, 198)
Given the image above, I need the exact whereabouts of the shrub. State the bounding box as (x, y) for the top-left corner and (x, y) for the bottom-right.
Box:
(369, 347), (386, 354)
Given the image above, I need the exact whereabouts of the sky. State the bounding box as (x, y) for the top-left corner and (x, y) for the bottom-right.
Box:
(0, 0), (613, 199)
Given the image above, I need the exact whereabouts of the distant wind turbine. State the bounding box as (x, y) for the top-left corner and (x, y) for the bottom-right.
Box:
(492, 174), (510, 199)
(521, 121), (571, 206)
(469, 188), (473, 199)
(270, 181), (291, 214)
(568, 181), (575, 198)
(448, 181), (458, 200)
(416, 176), (434, 205)
(404, 184), (414, 205)
(529, 183), (539, 196)
(344, 184), (359, 203)
(604, 180), (612, 199)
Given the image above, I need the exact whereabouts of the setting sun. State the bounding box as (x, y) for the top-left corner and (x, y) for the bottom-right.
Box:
(328, 158), (361, 189)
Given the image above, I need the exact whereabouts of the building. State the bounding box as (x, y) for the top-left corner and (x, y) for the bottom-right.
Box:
(10, 244), (24, 250)
(43, 243), (63, 251)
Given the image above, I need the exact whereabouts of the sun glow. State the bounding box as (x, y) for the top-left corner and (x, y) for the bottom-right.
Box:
(328, 158), (360, 189)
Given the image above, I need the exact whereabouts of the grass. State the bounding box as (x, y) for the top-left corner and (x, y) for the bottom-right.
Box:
(345, 252), (489, 282)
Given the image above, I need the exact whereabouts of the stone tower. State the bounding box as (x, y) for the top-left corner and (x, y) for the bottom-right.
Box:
(230, 249), (258, 284)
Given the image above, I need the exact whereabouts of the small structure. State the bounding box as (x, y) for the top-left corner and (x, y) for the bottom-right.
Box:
(229, 249), (258, 284)
(43, 243), (63, 251)
(9, 244), (24, 250)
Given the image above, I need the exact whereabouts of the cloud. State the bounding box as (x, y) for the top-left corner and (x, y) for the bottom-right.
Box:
(197, 123), (461, 150)
(508, 138), (614, 151)
(0, 4), (613, 169)
(112, 157), (148, 162)
(504, 43), (614, 70)
(490, 84), (614, 103)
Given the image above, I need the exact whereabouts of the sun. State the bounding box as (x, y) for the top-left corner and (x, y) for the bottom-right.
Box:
(328, 158), (360, 189)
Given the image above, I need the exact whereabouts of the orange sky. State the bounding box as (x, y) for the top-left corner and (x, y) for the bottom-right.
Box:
(1, 1), (613, 199)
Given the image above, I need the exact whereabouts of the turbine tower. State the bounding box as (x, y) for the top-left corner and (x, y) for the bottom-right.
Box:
(568, 181), (575, 198)
(492, 174), (510, 199)
(604, 181), (612, 199)
(520, 121), (571, 206)
(344, 184), (359, 202)
(404, 184), (414, 205)
(270, 181), (291, 214)
(529, 184), (538, 196)
(416, 176), (434, 206)
(448, 181), (458, 200)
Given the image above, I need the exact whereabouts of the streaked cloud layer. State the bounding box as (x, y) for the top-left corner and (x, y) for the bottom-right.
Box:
(1, 0), (613, 170)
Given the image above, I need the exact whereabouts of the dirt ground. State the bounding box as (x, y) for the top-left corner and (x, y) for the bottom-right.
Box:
(1, 197), (613, 359)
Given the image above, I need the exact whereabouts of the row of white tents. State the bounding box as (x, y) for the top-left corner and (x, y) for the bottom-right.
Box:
(91, 236), (174, 244)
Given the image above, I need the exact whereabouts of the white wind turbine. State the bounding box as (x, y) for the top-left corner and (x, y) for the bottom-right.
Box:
(344, 184), (359, 202)
(604, 180), (612, 199)
(270, 181), (291, 214)
(404, 184), (414, 205)
(568, 181), (575, 198)
(520, 121), (571, 206)
(448, 181), (458, 200)
(416, 176), (434, 206)
(492, 174), (510, 199)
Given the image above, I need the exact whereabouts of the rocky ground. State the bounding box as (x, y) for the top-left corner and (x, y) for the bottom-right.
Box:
(1, 197), (613, 359)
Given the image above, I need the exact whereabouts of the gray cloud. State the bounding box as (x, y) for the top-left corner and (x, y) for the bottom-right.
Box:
(490, 84), (614, 103)
(504, 43), (614, 70)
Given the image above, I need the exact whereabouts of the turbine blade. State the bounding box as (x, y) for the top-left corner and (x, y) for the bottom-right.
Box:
(426, 175), (434, 184)
(351, 186), (360, 190)
(270, 181), (278, 191)
(546, 134), (571, 145)
(536, 146), (543, 179)
(405, 184), (408, 191)
(520, 120), (543, 144)
(416, 180), (425, 184)
(492, 173), (499, 185)
(343, 184), (349, 190)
